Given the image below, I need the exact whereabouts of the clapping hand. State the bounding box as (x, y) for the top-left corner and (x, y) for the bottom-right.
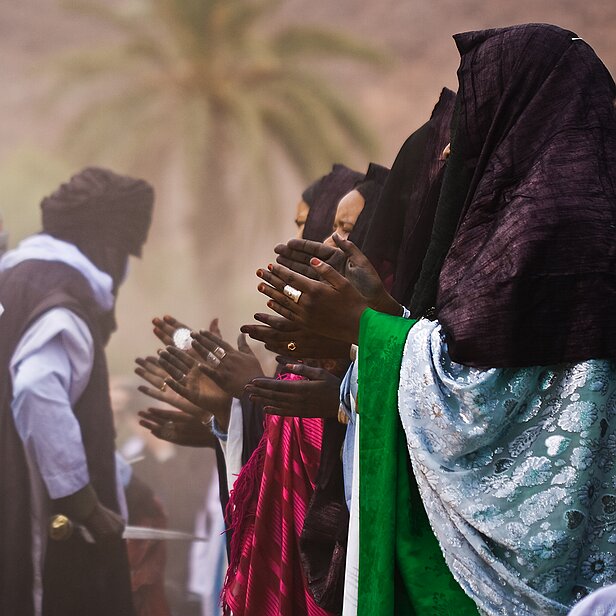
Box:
(138, 407), (216, 448)
(240, 312), (350, 360)
(244, 362), (341, 418)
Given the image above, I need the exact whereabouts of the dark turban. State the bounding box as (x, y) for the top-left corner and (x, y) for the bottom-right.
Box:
(41, 167), (154, 258)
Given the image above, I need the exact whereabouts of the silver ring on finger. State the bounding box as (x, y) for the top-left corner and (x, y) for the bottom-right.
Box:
(283, 284), (302, 304)
(213, 345), (227, 360)
(206, 351), (221, 367)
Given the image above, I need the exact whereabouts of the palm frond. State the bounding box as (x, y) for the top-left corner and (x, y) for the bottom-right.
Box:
(62, 85), (167, 162)
(273, 27), (390, 67)
(261, 104), (333, 182)
(279, 70), (379, 156)
(61, 0), (151, 39)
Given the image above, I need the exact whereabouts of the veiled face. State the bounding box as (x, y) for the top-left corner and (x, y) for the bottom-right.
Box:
(323, 189), (365, 247)
(295, 199), (310, 239)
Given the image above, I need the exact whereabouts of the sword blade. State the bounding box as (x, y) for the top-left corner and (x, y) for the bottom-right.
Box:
(122, 526), (209, 541)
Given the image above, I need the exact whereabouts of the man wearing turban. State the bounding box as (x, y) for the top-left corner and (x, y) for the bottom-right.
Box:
(0, 168), (154, 616)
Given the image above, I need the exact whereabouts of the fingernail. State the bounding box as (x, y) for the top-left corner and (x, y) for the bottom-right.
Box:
(256, 269), (263, 277)
(258, 284), (265, 292)
(267, 301), (274, 308)
(152, 318), (161, 325)
(310, 257), (322, 266)
(267, 263), (273, 271)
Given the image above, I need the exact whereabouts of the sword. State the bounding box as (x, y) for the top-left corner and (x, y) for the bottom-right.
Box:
(49, 514), (208, 543)
(123, 526), (208, 542)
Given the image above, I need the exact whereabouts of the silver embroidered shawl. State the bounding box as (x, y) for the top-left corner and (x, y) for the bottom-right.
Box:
(398, 319), (616, 615)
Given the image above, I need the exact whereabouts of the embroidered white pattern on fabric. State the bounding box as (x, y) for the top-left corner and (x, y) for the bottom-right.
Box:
(398, 319), (616, 616)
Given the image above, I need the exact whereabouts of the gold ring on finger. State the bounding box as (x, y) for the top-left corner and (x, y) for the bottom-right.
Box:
(283, 285), (302, 304)
(159, 382), (167, 392)
(287, 341), (297, 352)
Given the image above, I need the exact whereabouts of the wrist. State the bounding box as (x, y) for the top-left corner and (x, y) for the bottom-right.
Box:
(344, 303), (369, 345)
(53, 484), (97, 522)
(211, 396), (232, 432)
(370, 290), (402, 316)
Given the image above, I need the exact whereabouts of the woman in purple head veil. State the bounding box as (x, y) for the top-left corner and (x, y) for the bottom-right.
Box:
(252, 23), (616, 616)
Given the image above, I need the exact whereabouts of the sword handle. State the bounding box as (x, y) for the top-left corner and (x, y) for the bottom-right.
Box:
(49, 514), (74, 541)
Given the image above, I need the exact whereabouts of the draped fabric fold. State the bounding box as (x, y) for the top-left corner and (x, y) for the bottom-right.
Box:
(433, 24), (616, 367)
(222, 374), (331, 615)
(357, 308), (477, 615)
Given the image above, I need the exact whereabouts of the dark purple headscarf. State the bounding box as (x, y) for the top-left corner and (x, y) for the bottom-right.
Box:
(362, 89), (457, 305)
(348, 163), (390, 250)
(301, 164), (364, 242)
(435, 24), (616, 367)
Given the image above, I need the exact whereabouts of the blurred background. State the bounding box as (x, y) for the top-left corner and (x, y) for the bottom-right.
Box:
(2, 0), (615, 373)
(2, 1), (615, 614)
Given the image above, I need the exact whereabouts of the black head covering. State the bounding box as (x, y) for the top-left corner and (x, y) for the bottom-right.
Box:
(301, 164), (364, 242)
(362, 89), (457, 305)
(41, 167), (154, 261)
(348, 163), (390, 250)
(431, 24), (616, 367)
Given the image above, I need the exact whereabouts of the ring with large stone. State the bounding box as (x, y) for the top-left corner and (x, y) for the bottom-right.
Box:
(206, 351), (221, 367)
(287, 341), (297, 352)
(212, 345), (227, 360)
(172, 328), (193, 351)
(283, 284), (302, 304)
(161, 421), (176, 441)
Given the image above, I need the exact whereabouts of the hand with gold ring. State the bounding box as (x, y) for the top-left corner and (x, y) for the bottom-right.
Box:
(135, 355), (204, 416)
(240, 312), (351, 360)
(190, 329), (265, 398)
(244, 363), (340, 418)
(138, 407), (217, 448)
(157, 346), (232, 430)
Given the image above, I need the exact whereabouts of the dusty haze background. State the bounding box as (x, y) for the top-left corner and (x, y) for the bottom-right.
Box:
(2, 2), (615, 612)
(2, 0), (615, 376)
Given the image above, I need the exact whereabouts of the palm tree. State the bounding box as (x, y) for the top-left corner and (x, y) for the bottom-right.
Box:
(48, 0), (388, 287)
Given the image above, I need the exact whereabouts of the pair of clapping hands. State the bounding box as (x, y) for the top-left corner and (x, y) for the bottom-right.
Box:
(135, 316), (264, 447)
(135, 235), (397, 445)
(255, 233), (403, 344)
(243, 234), (402, 418)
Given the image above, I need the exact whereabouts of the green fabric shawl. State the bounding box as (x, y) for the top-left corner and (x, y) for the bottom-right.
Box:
(357, 308), (478, 615)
